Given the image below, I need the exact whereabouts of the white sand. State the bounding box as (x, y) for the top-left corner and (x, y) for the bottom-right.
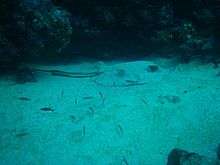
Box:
(0, 58), (220, 164)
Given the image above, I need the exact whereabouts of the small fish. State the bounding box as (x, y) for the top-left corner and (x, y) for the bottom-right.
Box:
(141, 98), (148, 105)
(122, 156), (129, 165)
(99, 91), (105, 105)
(87, 107), (95, 116)
(82, 96), (94, 100)
(125, 80), (139, 84)
(70, 115), (77, 122)
(18, 97), (31, 101)
(61, 90), (64, 98)
(74, 98), (78, 104)
(40, 107), (54, 112)
(116, 124), (124, 136)
(15, 132), (29, 138)
(82, 126), (86, 137)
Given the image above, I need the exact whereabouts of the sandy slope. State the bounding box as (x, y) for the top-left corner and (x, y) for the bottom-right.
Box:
(0, 58), (220, 164)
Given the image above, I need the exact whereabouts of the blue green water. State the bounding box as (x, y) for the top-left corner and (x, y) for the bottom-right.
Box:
(0, 59), (220, 164)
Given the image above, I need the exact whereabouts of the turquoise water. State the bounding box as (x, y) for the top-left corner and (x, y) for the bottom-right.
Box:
(0, 59), (220, 164)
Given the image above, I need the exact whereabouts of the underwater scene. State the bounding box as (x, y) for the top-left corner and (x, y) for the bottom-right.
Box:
(1, 0), (220, 164)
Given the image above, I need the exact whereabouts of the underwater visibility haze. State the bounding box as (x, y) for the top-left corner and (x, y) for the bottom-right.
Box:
(0, 0), (220, 164)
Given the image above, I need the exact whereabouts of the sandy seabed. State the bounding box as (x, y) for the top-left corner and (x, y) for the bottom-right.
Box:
(0, 58), (220, 165)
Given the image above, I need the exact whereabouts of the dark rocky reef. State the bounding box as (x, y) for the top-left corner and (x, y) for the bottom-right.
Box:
(0, 0), (72, 61)
(15, 67), (37, 84)
(0, 57), (36, 84)
(167, 148), (220, 165)
(0, 0), (220, 62)
(217, 144), (220, 160)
